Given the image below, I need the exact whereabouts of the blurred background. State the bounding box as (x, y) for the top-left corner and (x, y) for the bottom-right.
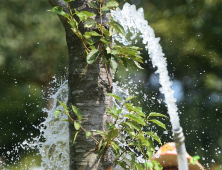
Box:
(0, 0), (221, 169)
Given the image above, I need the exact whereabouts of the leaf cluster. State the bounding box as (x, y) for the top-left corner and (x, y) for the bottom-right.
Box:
(55, 94), (167, 170)
(48, 0), (144, 73)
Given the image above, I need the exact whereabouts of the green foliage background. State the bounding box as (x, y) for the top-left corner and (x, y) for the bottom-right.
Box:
(0, 0), (222, 169)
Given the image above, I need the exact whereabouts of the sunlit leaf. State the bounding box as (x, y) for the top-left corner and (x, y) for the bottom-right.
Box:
(98, 138), (103, 151)
(111, 141), (119, 154)
(134, 60), (144, 69)
(68, 20), (78, 28)
(110, 21), (126, 36)
(106, 0), (119, 8)
(110, 55), (118, 73)
(130, 152), (135, 169)
(124, 114), (146, 125)
(84, 31), (102, 38)
(76, 11), (95, 21)
(144, 162), (153, 168)
(84, 18), (96, 28)
(106, 93), (121, 102)
(71, 28), (82, 39)
(72, 105), (82, 121)
(96, 130), (107, 137)
(86, 49), (100, 64)
(86, 131), (92, 138)
(70, 131), (79, 145)
(149, 119), (166, 130)
(135, 162), (143, 170)
(151, 159), (162, 170)
(63, 0), (75, 2)
(125, 103), (146, 117)
(101, 4), (110, 14)
(55, 109), (62, 118)
(149, 112), (168, 118)
(100, 38), (110, 45)
(74, 121), (81, 130)
(190, 155), (200, 165)
(106, 122), (115, 131)
(61, 119), (73, 122)
(57, 100), (68, 110)
(48, 6), (69, 18)
(146, 132), (162, 144)
(125, 96), (136, 102)
(109, 128), (118, 139)
(120, 121), (141, 131)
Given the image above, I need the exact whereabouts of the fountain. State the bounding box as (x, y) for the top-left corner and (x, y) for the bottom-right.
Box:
(2, 2), (190, 170)
(111, 3), (188, 170)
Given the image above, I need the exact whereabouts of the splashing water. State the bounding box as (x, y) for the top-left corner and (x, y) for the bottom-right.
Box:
(19, 80), (70, 170)
(111, 3), (180, 130)
(13, 3), (183, 169)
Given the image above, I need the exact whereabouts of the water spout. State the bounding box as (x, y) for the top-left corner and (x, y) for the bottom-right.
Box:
(111, 3), (189, 169)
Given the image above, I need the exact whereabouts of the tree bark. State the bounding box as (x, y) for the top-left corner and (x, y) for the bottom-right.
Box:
(48, 0), (114, 169)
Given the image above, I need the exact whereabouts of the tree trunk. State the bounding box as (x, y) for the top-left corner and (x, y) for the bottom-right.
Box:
(48, 0), (114, 169)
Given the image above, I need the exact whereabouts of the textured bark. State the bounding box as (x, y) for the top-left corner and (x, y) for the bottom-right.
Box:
(48, 0), (114, 169)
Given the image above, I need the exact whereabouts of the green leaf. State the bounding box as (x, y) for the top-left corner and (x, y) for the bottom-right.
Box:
(85, 36), (101, 45)
(121, 121), (141, 131)
(151, 159), (162, 170)
(124, 103), (146, 117)
(76, 11), (95, 21)
(74, 121), (81, 130)
(106, 93), (121, 102)
(149, 112), (168, 118)
(117, 161), (127, 169)
(106, 0), (119, 8)
(96, 130), (107, 137)
(149, 119), (166, 130)
(130, 152), (135, 169)
(111, 141), (120, 154)
(109, 25), (115, 36)
(68, 20), (78, 29)
(144, 162), (153, 168)
(89, 1), (98, 8)
(145, 132), (162, 144)
(70, 131), (79, 145)
(124, 114), (146, 125)
(135, 162), (144, 170)
(55, 109), (62, 118)
(98, 138), (103, 151)
(127, 129), (136, 138)
(101, 4), (110, 14)
(86, 131), (92, 138)
(105, 106), (117, 119)
(100, 38), (110, 45)
(84, 18), (96, 28)
(110, 128), (118, 139)
(71, 28), (82, 39)
(190, 155), (200, 165)
(110, 55), (118, 73)
(63, 0), (75, 2)
(106, 122), (115, 131)
(61, 119), (73, 122)
(134, 60), (144, 69)
(125, 96), (136, 102)
(57, 100), (68, 110)
(84, 31), (102, 38)
(110, 21), (126, 36)
(72, 105), (82, 121)
(48, 6), (69, 18)
(86, 49), (100, 64)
